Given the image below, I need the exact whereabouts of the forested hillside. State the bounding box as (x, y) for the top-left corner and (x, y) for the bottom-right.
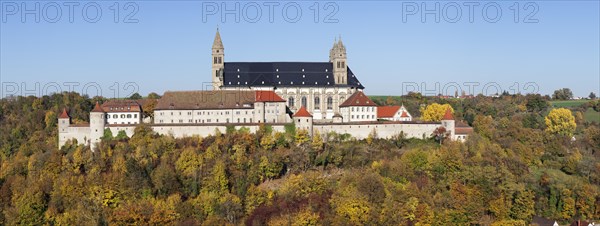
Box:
(0, 92), (599, 225)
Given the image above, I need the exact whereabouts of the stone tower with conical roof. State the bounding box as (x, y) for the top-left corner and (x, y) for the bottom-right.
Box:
(212, 28), (225, 89)
(329, 36), (347, 85)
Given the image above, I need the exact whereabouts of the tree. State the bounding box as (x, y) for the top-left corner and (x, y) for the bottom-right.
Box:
(589, 92), (597, 100)
(545, 108), (576, 136)
(142, 99), (157, 119)
(525, 94), (549, 112)
(420, 103), (453, 121)
(432, 126), (448, 144)
(295, 129), (310, 145)
(147, 92), (161, 99)
(311, 130), (324, 151)
(115, 130), (129, 140)
(130, 92), (143, 100)
(552, 88), (573, 100)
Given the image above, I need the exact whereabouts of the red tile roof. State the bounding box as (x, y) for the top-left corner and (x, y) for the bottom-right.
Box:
(442, 107), (454, 120)
(255, 91), (285, 102)
(339, 91), (377, 107)
(401, 111), (409, 117)
(377, 106), (400, 118)
(58, 108), (70, 118)
(455, 127), (473, 135)
(293, 106), (312, 117)
(91, 102), (104, 112)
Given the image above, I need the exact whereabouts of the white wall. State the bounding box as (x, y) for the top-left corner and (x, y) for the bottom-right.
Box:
(106, 112), (141, 125)
(340, 106), (377, 122)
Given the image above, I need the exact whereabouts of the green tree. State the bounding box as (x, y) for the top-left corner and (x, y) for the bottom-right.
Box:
(130, 92), (143, 99)
(552, 88), (573, 100)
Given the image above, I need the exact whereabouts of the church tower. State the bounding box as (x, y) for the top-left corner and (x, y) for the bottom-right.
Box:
(329, 36), (347, 85)
(212, 28), (225, 90)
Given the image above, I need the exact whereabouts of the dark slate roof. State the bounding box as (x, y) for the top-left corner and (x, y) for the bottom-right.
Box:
(222, 62), (365, 89)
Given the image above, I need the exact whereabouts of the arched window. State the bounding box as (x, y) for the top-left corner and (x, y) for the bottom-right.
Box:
(121, 114), (125, 119)
(127, 114), (132, 118)
(301, 96), (307, 107)
(314, 97), (320, 110)
(288, 97), (295, 108)
(327, 97), (333, 110)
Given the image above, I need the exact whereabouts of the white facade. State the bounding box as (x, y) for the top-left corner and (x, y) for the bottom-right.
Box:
(340, 106), (377, 123)
(106, 112), (141, 125)
(154, 102), (288, 125)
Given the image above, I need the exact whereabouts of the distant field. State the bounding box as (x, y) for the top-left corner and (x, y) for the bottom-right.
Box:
(584, 108), (600, 123)
(550, 100), (590, 108)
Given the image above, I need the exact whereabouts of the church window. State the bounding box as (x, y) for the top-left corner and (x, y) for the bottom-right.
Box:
(127, 114), (132, 118)
(301, 96), (307, 107)
(214, 57), (217, 64)
(218, 57), (222, 64)
(337, 62), (340, 68)
(314, 97), (320, 110)
(341, 62), (345, 68)
(288, 97), (295, 107)
(121, 114), (125, 118)
(327, 97), (333, 110)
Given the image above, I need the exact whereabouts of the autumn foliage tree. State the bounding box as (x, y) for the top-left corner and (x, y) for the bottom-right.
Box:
(420, 103), (454, 121)
(545, 108), (577, 136)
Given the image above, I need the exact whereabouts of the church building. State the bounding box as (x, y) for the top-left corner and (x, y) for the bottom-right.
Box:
(210, 29), (364, 121)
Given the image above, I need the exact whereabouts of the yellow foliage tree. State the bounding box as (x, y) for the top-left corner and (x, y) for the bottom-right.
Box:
(545, 108), (576, 136)
(295, 129), (310, 145)
(420, 103), (453, 122)
(311, 130), (324, 151)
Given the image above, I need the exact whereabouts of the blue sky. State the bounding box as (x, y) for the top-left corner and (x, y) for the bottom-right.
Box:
(1, 1), (598, 98)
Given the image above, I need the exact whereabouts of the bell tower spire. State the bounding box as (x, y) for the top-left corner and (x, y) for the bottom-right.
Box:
(212, 27), (225, 90)
(329, 35), (347, 85)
